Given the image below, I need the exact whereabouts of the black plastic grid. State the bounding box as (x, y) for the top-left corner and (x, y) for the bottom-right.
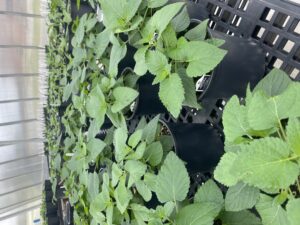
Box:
(191, 0), (300, 81)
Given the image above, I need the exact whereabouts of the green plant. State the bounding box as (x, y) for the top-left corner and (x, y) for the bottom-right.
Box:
(41, 190), (48, 225)
(63, 0), (226, 128)
(214, 68), (300, 225)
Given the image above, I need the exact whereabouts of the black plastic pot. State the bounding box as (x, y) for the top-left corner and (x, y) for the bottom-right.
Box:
(47, 215), (60, 225)
(169, 0), (209, 21)
(201, 29), (266, 100)
(46, 202), (58, 216)
(70, 0), (95, 20)
(162, 121), (224, 174)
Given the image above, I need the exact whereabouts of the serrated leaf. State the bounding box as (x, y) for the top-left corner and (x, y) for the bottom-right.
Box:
(287, 199), (300, 225)
(144, 173), (157, 192)
(219, 210), (262, 225)
(99, 0), (142, 32)
(95, 29), (110, 58)
(185, 19), (208, 41)
(225, 182), (259, 212)
(146, 50), (171, 81)
(86, 85), (107, 125)
(136, 180), (152, 202)
(159, 73), (185, 118)
(155, 151), (190, 203)
(175, 203), (219, 225)
(131, 203), (151, 223)
(88, 173), (100, 200)
(168, 40), (226, 77)
(87, 138), (106, 162)
(142, 2), (185, 40)
(128, 129), (143, 148)
(223, 95), (251, 143)
(112, 163), (123, 187)
(205, 38), (225, 47)
(248, 83), (300, 130)
(124, 160), (147, 187)
(134, 47), (148, 75)
(142, 115), (160, 144)
(144, 141), (163, 166)
(111, 87), (139, 113)
(162, 24), (177, 49)
(147, 0), (168, 8)
(256, 194), (290, 225)
(179, 69), (201, 109)
(286, 117), (300, 156)
(231, 137), (299, 189)
(113, 127), (129, 162)
(171, 6), (190, 32)
(254, 68), (291, 97)
(115, 176), (133, 214)
(194, 180), (224, 215)
(109, 37), (127, 77)
(214, 152), (238, 186)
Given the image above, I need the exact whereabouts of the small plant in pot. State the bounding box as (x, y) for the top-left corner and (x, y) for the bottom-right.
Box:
(214, 69), (300, 224)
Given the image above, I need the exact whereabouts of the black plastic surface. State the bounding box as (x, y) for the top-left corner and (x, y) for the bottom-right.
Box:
(191, 0), (300, 81)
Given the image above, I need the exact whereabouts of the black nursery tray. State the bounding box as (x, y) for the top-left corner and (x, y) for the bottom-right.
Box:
(192, 0), (300, 81)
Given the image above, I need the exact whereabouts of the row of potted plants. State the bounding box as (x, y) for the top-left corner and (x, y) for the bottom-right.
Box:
(44, 0), (300, 225)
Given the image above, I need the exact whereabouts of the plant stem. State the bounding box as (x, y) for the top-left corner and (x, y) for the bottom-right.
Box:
(278, 120), (287, 140)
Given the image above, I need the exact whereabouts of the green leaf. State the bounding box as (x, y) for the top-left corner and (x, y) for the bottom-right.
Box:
(90, 194), (106, 223)
(194, 180), (224, 207)
(214, 151), (238, 187)
(185, 20), (208, 41)
(94, 29), (110, 58)
(87, 138), (106, 162)
(225, 182), (260, 212)
(135, 180), (152, 202)
(219, 210), (262, 225)
(248, 83), (300, 130)
(113, 127), (129, 162)
(86, 85), (107, 125)
(112, 163), (123, 187)
(144, 173), (157, 192)
(146, 50), (171, 82)
(99, 0), (142, 32)
(287, 199), (300, 225)
(168, 40), (227, 77)
(111, 87), (139, 113)
(171, 6), (190, 32)
(132, 141), (147, 160)
(223, 95), (250, 143)
(205, 38), (225, 47)
(128, 129), (143, 148)
(142, 115), (160, 144)
(142, 2), (185, 39)
(88, 173), (100, 200)
(131, 204), (151, 223)
(144, 141), (163, 166)
(114, 176), (133, 214)
(73, 14), (86, 45)
(147, 0), (168, 8)
(256, 194), (289, 225)
(286, 117), (300, 156)
(175, 203), (219, 225)
(159, 73), (185, 118)
(155, 151), (190, 203)
(134, 47), (148, 76)
(179, 69), (201, 109)
(162, 24), (177, 49)
(254, 68), (291, 97)
(124, 160), (147, 187)
(109, 37), (127, 77)
(231, 137), (299, 189)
